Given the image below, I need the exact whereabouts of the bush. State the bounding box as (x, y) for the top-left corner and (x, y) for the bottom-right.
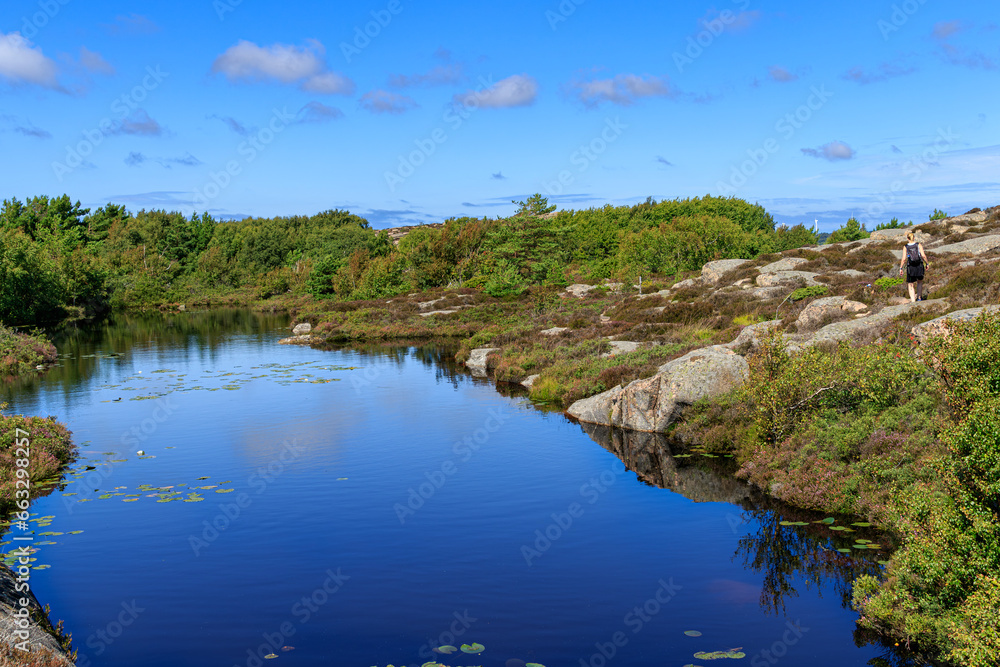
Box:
(789, 285), (828, 301)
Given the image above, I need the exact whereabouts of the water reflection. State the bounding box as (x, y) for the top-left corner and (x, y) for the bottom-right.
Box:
(577, 423), (885, 613)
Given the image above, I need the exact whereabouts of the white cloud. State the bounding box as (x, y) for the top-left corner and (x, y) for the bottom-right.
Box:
(932, 20), (963, 40)
(801, 141), (856, 161)
(842, 62), (915, 84)
(360, 90), (418, 114)
(104, 14), (160, 35)
(455, 74), (538, 108)
(568, 73), (673, 107)
(114, 109), (163, 136)
(0, 32), (60, 89)
(211, 40), (354, 94)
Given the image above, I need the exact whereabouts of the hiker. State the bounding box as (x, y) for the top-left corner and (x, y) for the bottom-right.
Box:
(898, 231), (930, 302)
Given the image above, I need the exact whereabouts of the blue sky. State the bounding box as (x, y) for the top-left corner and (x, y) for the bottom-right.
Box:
(1, 0), (998, 230)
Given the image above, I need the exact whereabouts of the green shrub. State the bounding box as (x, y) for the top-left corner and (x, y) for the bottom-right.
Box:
(789, 285), (829, 301)
(874, 276), (904, 290)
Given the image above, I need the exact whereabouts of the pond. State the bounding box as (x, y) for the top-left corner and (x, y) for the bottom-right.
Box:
(3, 309), (917, 667)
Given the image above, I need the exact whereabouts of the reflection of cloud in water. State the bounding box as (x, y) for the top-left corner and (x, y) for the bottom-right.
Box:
(707, 579), (761, 605)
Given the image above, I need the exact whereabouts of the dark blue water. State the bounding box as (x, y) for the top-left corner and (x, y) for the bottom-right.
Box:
(3, 310), (907, 667)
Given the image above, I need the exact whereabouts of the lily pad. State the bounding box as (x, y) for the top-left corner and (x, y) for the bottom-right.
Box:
(216, 488), (235, 493)
(694, 648), (746, 660)
(851, 522), (871, 527)
(855, 539), (872, 544)
(526, 664), (547, 667)
(816, 517), (836, 525)
(460, 643), (485, 654)
(433, 646), (457, 655)
(684, 630), (703, 637)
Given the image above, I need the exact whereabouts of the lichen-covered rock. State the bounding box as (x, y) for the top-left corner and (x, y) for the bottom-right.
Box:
(723, 319), (782, 351)
(292, 322), (312, 335)
(567, 385), (623, 424)
(796, 296), (868, 330)
(929, 234), (1000, 256)
(601, 340), (640, 358)
(465, 347), (499, 377)
(0, 565), (74, 666)
(759, 257), (809, 273)
(911, 305), (1000, 343)
(278, 335), (312, 345)
(541, 327), (570, 336)
(701, 259), (750, 284)
(567, 346), (749, 432)
(521, 374), (540, 388)
(755, 271), (821, 288)
(564, 284), (596, 298)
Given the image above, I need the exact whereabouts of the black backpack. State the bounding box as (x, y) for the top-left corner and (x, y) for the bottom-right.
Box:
(906, 243), (922, 266)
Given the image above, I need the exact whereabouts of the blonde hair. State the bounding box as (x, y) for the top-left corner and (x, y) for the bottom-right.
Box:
(906, 231), (915, 242)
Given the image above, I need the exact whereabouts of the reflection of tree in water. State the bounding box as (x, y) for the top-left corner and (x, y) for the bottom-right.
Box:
(577, 423), (885, 614)
(578, 422), (929, 666)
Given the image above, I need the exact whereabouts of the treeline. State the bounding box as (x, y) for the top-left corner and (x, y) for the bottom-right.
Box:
(0, 193), (824, 324)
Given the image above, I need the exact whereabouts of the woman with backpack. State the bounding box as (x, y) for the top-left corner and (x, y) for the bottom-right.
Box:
(898, 231), (930, 302)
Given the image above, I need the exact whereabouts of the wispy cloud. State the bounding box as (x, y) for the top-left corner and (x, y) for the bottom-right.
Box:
(389, 63), (465, 88)
(297, 101), (343, 123)
(79, 47), (115, 75)
(103, 14), (160, 36)
(360, 90), (418, 114)
(931, 20), (998, 70)
(801, 141), (856, 161)
(656, 156), (673, 167)
(567, 72), (674, 107)
(126, 151), (202, 168)
(842, 62), (915, 84)
(491, 171), (506, 180)
(211, 40), (355, 94)
(455, 74), (538, 108)
(209, 114), (250, 137)
(113, 110), (163, 136)
(768, 65), (797, 82)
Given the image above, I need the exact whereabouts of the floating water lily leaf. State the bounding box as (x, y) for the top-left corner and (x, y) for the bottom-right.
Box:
(38, 532), (62, 536)
(434, 645), (457, 655)
(694, 648), (745, 660)
(421, 662), (445, 667)
(778, 521), (796, 526)
(855, 539), (872, 544)
(684, 630), (703, 637)
(526, 663), (546, 667)
(33, 564), (50, 570)
(216, 488), (235, 493)
(264, 654), (277, 660)
(877, 560), (890, 565)
(68, 531), (83, 535)
(830, 526), (848, 531)
(851, 522), (871, 527)
(852, 544), (869, 550)
(122, 498), (139, 503)
(865, 544), (882, 550)
(790, 521), (809, 526)
(196, 476), (209, 480)
(98, 494), (113, 499)
(816, 518), (836, 525)
(280, 646), (294, 652)
(460, 643), (485, 654)
(674, 454), (692, 458)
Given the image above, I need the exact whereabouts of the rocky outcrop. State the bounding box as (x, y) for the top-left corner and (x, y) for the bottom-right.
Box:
(278, 335), (312, 345)
(601, 340), (641, 358)
(869, 228), (931, 243)
(930, 234), (1000, 256)
(541, 327), (570, 336)
(723, 319), (782, 351)
(790, 299), (946, 349)
(795, 296), (868, 330)
(759, 257), (809, 273)
(702, 259), (750, 285)
(465, 347), (498, 377)
(755, 271), (821, 288)
(0, 565), (74, 666)
(564, 284), (597, 298)
(567, 346), (749, 432)
(910, 305), (1000, 342)
(292, 322), (312, 335)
